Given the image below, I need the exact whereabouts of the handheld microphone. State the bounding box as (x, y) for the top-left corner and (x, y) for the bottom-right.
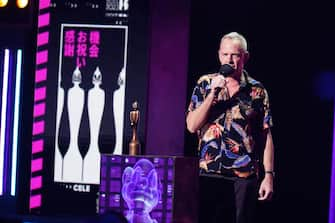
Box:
(214, 64), (235, 97)
(219, 64), (235, 77)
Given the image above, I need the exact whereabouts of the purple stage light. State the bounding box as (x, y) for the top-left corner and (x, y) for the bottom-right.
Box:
(329, 102), (335, 223)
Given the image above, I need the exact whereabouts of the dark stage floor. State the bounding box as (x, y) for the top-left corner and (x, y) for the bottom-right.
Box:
(0, 213), (127, 223)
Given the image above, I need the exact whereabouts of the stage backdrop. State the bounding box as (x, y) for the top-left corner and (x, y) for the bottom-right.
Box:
(29, 0), (150, 214)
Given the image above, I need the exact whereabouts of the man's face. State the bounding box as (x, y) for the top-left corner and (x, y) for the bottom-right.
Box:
(218, 38), (248, 76)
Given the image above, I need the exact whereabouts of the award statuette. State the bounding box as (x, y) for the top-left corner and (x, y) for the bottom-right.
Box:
(129, 101), (141, 155)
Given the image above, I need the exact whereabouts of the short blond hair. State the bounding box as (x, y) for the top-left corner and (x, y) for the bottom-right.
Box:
(220, 32), (248, 52)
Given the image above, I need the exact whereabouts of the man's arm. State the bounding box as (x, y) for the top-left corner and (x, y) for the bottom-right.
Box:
(258, 129), (275, 201)
(186, 75), (225, 133)
(186, 89), (215, 133)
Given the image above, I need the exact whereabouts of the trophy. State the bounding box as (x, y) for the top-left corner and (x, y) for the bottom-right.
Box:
(129, 101), (141, 155)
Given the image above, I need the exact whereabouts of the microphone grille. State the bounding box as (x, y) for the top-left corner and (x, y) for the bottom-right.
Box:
(219, 64), (234, 77)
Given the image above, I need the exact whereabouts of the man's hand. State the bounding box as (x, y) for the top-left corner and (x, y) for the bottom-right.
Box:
(210, 75), (226, 90)
(258, 175), (273, 201)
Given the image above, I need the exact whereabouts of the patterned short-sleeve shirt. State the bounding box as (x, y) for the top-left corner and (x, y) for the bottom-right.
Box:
(188, 71), (273, 178)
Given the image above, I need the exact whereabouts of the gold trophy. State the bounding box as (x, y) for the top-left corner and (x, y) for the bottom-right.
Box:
(129, 101), (141, 155)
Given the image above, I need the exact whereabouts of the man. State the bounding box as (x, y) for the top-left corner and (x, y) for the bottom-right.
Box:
(186, 32), (274, 223)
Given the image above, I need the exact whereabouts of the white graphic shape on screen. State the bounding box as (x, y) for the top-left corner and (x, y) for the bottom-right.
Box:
(54, 86), (64, 181)
(119, 0), (129, 10)
(83, 67), (104, 184)
(63, 67), (85, 183)
(113, 67), (126, 155)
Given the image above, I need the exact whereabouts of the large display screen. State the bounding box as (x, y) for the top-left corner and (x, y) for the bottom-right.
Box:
(29, 0), (149, 214)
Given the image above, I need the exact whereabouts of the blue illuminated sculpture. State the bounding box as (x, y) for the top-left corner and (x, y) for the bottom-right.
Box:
(121, 159), (161, 223)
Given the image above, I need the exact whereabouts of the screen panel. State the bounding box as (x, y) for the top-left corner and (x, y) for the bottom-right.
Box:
(29, 0), (149, 214)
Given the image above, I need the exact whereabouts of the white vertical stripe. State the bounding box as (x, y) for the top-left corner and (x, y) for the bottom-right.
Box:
(0, 49), (10, 195)
(11, 49), (22, 196)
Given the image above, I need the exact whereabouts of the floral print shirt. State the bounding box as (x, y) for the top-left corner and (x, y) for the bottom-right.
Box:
(188, 71), (273, 178)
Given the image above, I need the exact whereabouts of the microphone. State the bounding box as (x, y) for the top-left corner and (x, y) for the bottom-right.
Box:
(214, 64), (235, 97)
(219, 64), (235, 77)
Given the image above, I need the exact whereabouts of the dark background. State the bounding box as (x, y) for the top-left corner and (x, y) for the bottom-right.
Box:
(0, 0), (333, 222)
(185, 0), (334, 222)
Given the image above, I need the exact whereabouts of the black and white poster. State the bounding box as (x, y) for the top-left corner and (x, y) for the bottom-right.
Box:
(54, 24), (128, 185)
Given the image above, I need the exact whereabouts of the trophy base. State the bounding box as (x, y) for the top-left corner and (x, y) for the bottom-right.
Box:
(129, 142), (141, 155)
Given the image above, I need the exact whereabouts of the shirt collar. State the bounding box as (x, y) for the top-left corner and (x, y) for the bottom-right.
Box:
(240, 70), (250, 89)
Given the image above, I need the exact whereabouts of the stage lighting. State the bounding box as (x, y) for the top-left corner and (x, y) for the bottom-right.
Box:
(0, 0), (8, 7)
(17, 0), (28, 8)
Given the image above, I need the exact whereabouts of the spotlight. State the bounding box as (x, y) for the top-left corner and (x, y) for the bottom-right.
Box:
(17, 0), (29, 8)
(0, 0), (8, 7)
